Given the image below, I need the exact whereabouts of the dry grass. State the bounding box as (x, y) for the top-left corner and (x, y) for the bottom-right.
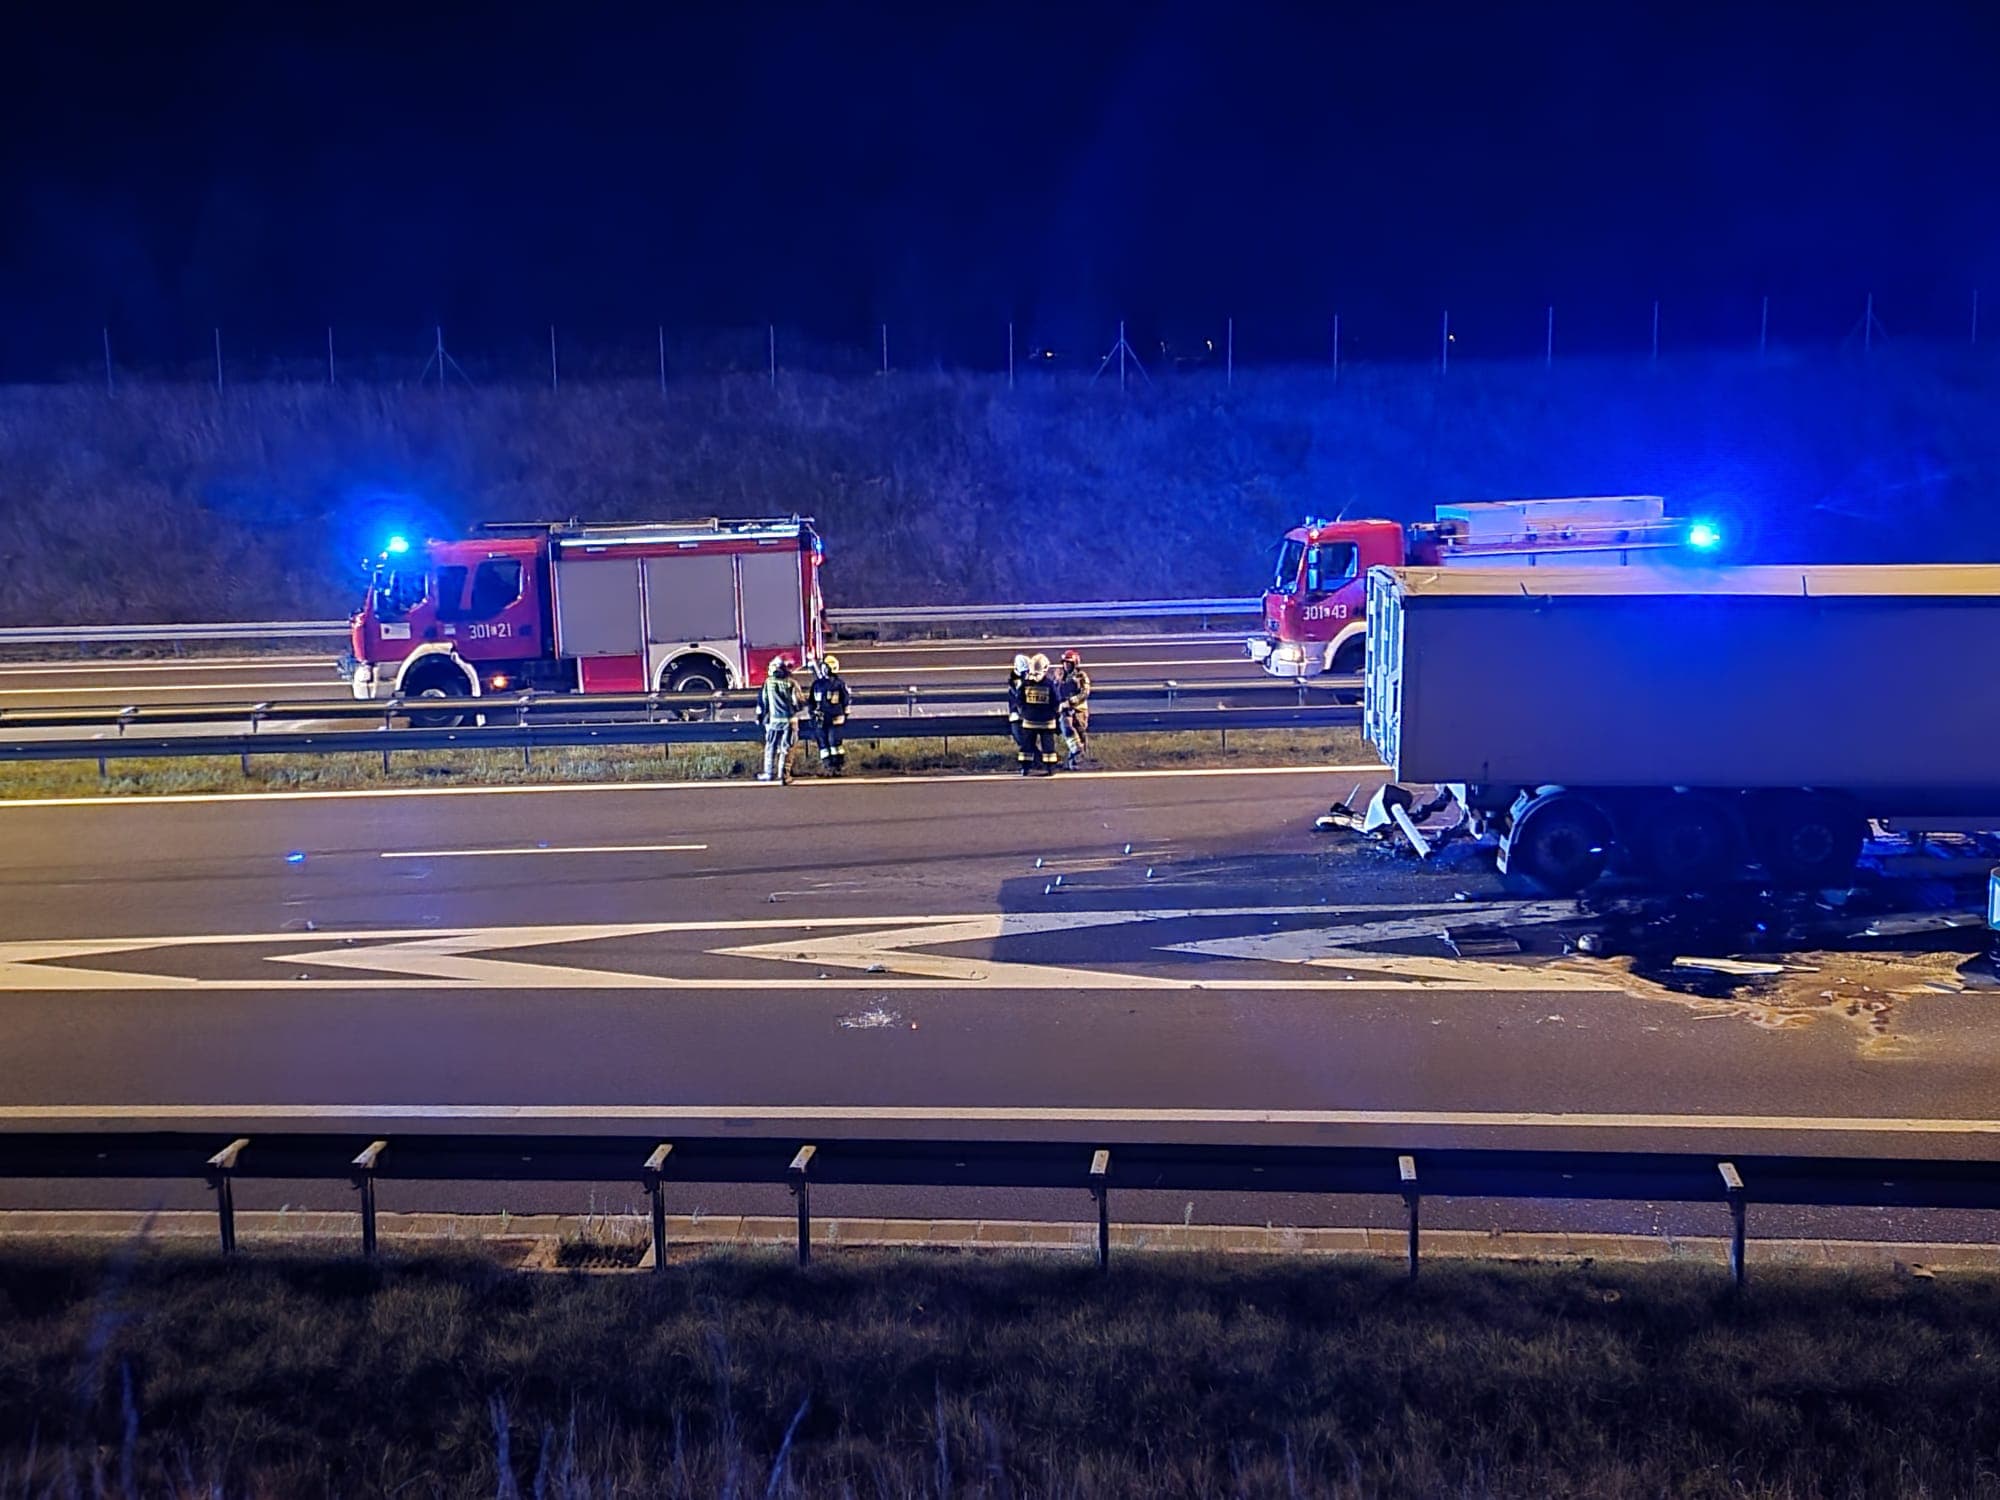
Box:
(0, 728), (1376, 801)
(2, 1244), (1999, 1497)
(0, 348), (1993, 626)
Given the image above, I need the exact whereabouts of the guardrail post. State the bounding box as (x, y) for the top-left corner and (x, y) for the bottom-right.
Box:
(905, 685), (918, 718)
(1719, 1161), (1747, 1289)
(789, 1145), (816, 1265)
(206, 1138), (250, 1255)
(350, 1139), (387, 1257)
(1398, 1155), (1420, 1281)
(517, 693), (532, 770)
(643, 1143), (673, 1273)
(1089, 1149), (1111, 1271)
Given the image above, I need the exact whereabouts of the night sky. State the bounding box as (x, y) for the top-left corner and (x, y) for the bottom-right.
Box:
(4, 1), (1996, 374)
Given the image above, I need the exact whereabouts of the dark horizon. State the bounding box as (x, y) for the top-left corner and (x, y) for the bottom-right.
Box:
(4, 1), (1995, 376)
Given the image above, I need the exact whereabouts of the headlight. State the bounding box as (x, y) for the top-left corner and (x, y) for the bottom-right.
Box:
(1273, 644), (1306, 663)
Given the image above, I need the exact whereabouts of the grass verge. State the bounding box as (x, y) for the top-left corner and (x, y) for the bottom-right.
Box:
(0, 727), (1375, 800)
(1, 1243), (1997, 1497)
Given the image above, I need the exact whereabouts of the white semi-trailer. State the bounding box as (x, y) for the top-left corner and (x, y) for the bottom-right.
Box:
(1361, 564), (2000, 892)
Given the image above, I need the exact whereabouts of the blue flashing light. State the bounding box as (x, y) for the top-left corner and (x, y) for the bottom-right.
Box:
(285, 850), (307, 864)
(1686, 520), (1723, 551)
(385, 534), (411, 555)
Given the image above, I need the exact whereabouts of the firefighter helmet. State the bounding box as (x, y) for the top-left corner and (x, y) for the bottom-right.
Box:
(1030, 653), (1051, 674)
(1013, 653), (1031, 673)
(771, 655), (793, 676)
(1061, 648), (1081, 665)
(822, 654), (840, 674)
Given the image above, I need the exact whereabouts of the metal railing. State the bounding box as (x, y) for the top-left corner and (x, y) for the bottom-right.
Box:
(0, 599), (1261, 650)
(4, 1123), (1995, 1287)
(0, 677), (1360, 772)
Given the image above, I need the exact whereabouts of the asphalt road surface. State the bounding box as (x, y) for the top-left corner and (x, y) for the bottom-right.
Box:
(0, 632), (1264, 716)
(1, 762), (1997, 1244)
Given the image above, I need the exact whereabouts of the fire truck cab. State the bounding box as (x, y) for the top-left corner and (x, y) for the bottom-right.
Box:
(1248, 496), (1699, 679)
(347, 516), (824, 712)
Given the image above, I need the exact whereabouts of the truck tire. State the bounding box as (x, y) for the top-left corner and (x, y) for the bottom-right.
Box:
(1752, 792), (1864, 887)
(1503, 791), (1613, 894)
(403, 673), (471, 729)
(1326, 639), (1365, 705)
(661, 660), (729, 721)
(1632, 793), (1740, 889)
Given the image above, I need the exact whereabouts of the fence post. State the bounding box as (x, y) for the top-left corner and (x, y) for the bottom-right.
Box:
(102, 327), (114, 395)
(1089, 1149), (1111, 1272)
(1439, 310), (1449, 374)
(206, 1138), (250, 1255)
(1545, 305), (1553, 368)
(789, 1144), (816, 1265)
(214, 327), (224, 393)
(1399, 1154), (1420, 1281)
(1719, 1161), (1746, 1289)
(643, 1143), (673, 1273)
(1759, 296), (1769, 357)
(351, 1140), (387, 1258)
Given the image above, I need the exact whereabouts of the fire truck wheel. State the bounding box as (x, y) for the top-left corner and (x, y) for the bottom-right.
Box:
(1325, 640), (1365, 705)
(405, 678), (471, 729)
(1504, 791), (1612, 894)
(1751, 792), (1864, 887)
(662, 661), (728, 720)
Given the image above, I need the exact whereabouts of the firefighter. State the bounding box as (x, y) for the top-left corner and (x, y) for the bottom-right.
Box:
(1055, 648), (1092, 770)
(1006, 652), (1031, 758)
(808, 654), (851, 774)
(755, 655), (802, 784)
(1017, 653), (1061, 775)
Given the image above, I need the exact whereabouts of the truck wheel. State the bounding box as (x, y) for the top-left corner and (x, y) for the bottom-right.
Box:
(1632, 794), (1740, 889)
(1504, 792), (1613, 894)
(1752, 793), (1864, 887)
(662, 662), (727, 721)
(1325, 641), (1365, 705)
(404, 675), (471, 729)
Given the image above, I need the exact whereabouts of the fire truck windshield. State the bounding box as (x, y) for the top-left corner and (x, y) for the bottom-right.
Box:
(370, 568), (424, 621)
(1272, 539), (1358, 595)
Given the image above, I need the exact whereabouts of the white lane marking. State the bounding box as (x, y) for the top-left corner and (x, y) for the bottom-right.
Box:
(0, 905), (1621, 993)
(0, 657), (333, 677)
(380, 844), (708, 860)
(5, 1103), (1999, 1135)
(0, 680), (335, 698)
(0, 761), (1381, 810)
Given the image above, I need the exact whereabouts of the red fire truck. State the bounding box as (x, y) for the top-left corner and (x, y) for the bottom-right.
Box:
(346, 516), (824, 715)
(1246, 495), (1712, 679)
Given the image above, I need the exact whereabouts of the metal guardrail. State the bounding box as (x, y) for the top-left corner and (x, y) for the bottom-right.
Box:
(829, 598), (1261, 627)
(0, 675), (1361, 772)
(3, 1125), (1993, 1286)
(0, 701), (1361, 772)
(0, 674), (1354, 735)
(0, 599), (1262, 649)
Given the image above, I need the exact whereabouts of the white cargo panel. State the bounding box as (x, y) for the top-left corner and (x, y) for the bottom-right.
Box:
(1364, 564), (2000, 792)
(551, 557), (642, 657)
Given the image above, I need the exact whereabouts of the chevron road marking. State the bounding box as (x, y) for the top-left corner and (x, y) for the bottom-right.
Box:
(0, 904), (1625, 993)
